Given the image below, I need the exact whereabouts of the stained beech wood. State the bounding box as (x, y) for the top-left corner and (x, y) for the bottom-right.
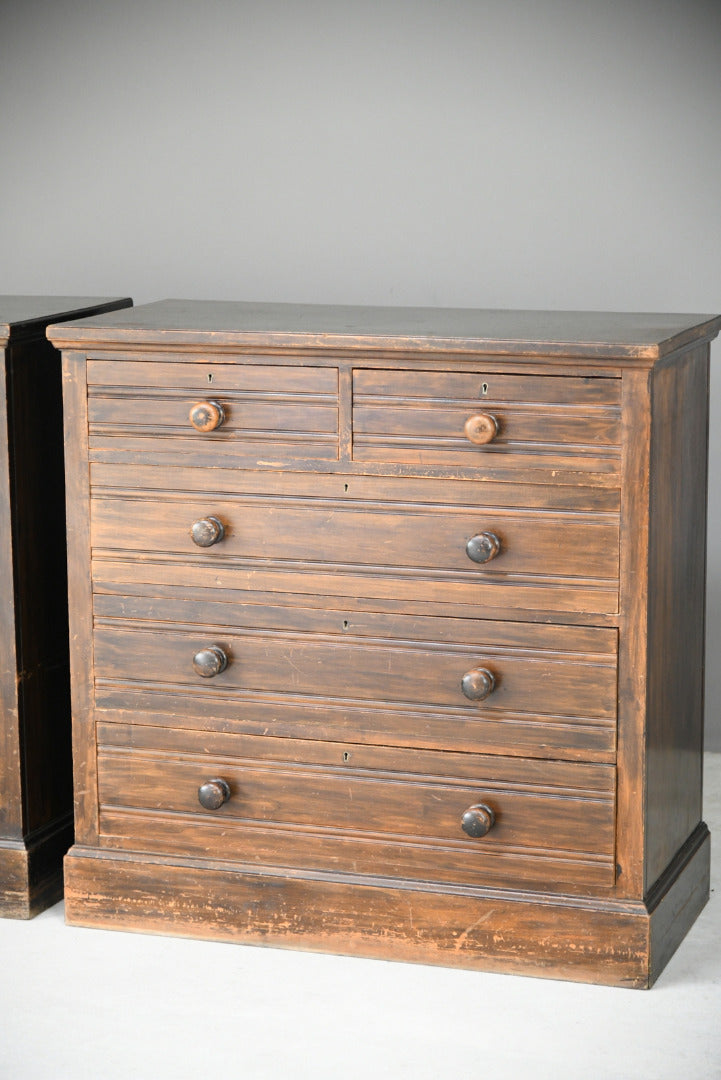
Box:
(189, 400), (225, 432)
(463, 413), (498, 445)
(50, 301), (719, 984)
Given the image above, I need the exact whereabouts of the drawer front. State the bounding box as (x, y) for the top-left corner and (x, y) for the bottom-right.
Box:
(353, 369), (621, 480)
(87, 359), (339, 464)
(91, 493), (619, 585)
(90, 465), (621, 617)
(92, 599), (618, 748)
(94, 623), (617, 716)
(96, 724), (617, 890)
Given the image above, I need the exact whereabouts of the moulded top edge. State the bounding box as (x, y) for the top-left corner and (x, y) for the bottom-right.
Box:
(45, 299), (721, 360)
(0, 296), (132, 338)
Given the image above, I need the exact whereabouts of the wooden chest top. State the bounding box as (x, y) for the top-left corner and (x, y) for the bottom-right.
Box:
(47, 299), (721, 359)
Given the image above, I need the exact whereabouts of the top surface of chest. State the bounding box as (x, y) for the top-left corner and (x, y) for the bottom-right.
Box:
(47, 299), (721, 360)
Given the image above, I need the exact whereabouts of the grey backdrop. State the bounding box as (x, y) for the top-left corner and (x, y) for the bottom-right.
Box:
(2, 0), (720, 746)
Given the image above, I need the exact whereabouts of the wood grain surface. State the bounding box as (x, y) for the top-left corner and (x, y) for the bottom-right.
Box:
(52, 301), (720, 981)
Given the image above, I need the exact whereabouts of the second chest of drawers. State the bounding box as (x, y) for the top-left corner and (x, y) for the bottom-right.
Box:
(49, 301), (720, 986)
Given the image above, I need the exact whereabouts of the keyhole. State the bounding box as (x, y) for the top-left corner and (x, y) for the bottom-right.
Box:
(207, 373), (213, 383)
(343, 751), (351, 762)
(344, 483), (349, 492)
(481, 382), (488, 395)
(342, 620), (349, 630)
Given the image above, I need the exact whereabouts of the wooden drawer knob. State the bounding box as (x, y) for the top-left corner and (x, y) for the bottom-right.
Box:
(461, 803), (495, 838)
(466, 532), (501, 564)
(464, 413), (498, 445)
(189, 400), (225, 432)
(191, 516), (225, 547)
(461, 667), (496, 701)
(192, 645), (228, 678)
(198, 778), (231, 810)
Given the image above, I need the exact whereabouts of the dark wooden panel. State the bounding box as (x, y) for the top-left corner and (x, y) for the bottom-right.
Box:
(95, 728), (615, 888)
(98, 721), (616, 790)
(1, 296), (131, 343)
(645, 346), (709, 890)
(354, 369), (622, 405)
(354, 370), (622, 463)
(0, 353), (21, 838)
(62, 351), (99, 848)
(47, 299), (721, 361)
(648, 825), (710, 981)
(91, 592), (618, 653)
(89, 395), (338, 435)
(62, 849), (654, 985)
(614, 367), (653, 900)
(90, 494), (619, 582)
(91, 460), (623, 512)
(89, 433), (340, 465)
(93, 555), (620, 617)
(7, 337), (73, 834)
(353, 441), (620, 476)
(97, 751), (614, 856)
(94, 679), (617, 762)
(98, 810), (614, 891)
(87, 359), (338, 394)
(354, 403), (620, 448)
(92, 620), (618, 720)
(0, 296), (131, 916)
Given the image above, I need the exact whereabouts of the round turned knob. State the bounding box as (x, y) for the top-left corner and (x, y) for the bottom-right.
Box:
(461, 803), (496, 838)
(464, 413), (498, 445)
(190, 516), (225, 547)
(466, 532), (501, 564)
(192, 645), (228, 678)
(198, 778), (231, 811)
(189, 400), (225, 432)
(461, 667), (496, 701)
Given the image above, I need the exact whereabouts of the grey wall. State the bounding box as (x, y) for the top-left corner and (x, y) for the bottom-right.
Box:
(2, 0), (720, 745)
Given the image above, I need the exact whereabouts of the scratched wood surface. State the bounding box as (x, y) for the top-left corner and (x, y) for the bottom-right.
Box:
(51, 301), (719, 983)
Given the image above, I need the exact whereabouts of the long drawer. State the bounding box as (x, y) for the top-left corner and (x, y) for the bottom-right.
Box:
(92, 597), (618, 760)
(90, 493), (619, 585)
(90, 455), (620, 615)
(96, 723), (617, 890)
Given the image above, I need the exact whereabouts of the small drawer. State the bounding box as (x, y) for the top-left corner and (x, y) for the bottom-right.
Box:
(87, 358), (339, 465)
(353, 369), (621, 481)
(96, 724), (617, 890)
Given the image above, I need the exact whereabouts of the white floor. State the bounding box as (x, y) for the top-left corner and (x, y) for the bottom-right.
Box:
(2, 756), (720, 1080)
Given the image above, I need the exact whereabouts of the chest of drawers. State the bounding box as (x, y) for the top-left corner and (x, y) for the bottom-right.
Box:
(0, 296), (132, 917)
(49, 301), (720, 985)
